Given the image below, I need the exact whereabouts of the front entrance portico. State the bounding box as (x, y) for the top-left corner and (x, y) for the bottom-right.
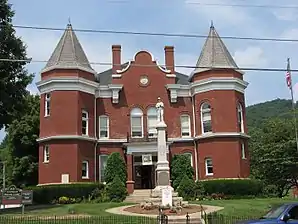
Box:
(124, 142), (171, 194)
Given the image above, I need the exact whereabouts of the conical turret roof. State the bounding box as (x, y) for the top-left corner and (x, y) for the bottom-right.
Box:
(41, 23), (96, 74)
(190, 23), (242, 79)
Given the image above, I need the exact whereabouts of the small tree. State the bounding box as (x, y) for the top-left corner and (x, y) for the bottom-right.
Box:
(106, 175), (127, 202)
(104, 152), (127, 185)
(170, 154), (194, 189)
(177, 175), (196, 201)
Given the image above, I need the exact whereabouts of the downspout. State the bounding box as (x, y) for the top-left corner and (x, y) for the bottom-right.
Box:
(94, 89), (99, 182)
(192, 95), (199, 181)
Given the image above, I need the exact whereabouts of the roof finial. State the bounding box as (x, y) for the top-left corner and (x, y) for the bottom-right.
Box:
(210, 20), (214, 29)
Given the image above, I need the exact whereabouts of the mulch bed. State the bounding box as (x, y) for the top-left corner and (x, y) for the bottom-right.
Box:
(124, 205), (205, 216)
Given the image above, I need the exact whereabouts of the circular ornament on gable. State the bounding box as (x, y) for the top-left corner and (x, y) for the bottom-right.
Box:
(140, 75), (149, 86)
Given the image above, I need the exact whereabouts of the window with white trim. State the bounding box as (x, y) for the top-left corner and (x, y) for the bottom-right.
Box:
(99, 115), (109, 138)
(130, 108), (143, 138)
(184, 152), (193, 167)
(43, 145), (49, 162)
(147, 107), (157, 137)
(45, 93), (51, 116)
(82, 161), (89, 179)
(237, 103), (244, 133)
(241, 143), (246, 159)
(205, 158), (213, 175)
(201, 102), (212, 134)
(180, 114), (191, 137)
(82, 110), (89, 136)
(99, 155), (108, 183)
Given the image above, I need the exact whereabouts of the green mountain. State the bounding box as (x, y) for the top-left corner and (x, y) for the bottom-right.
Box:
(246, 98), (296, 129)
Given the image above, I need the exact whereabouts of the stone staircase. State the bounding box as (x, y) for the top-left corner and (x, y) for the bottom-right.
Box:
(124, 189), (152, 203)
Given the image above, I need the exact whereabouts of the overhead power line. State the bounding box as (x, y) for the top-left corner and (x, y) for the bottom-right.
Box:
(0, 58), (295, 73)
(10, 25), (298, 43)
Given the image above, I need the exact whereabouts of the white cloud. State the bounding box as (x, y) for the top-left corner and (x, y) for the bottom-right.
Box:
(280, 28), (298, 39)
(272, 9), (298, 21)
(0, 128), (5, 142)
(233, 46), (268, 68)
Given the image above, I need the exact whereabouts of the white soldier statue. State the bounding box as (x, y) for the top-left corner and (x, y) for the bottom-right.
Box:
(155, 97), (164, 122)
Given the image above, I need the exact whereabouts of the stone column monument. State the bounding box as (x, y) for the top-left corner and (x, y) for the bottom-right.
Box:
(152, 97), (174, 196)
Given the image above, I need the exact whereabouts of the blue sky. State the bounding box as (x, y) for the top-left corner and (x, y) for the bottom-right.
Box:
(1, 0), (298, 141)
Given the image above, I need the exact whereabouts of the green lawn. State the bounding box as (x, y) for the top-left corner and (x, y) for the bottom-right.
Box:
(193, 197), (298, 217)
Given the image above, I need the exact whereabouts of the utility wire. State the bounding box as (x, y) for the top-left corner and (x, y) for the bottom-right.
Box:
(10, 25), (298, 43)
(0, 58), (296, 73)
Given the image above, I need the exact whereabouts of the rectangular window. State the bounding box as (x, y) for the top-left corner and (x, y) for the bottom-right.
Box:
(131, 117), (143, 137)
(181, 115), (191, 137)
(45, 93), (51, 116)
(43, 145), (49, 163)
(205, 158), (213, 175)
(147, 116), (157, 137)
(241, 143), (246, 159)
(99, 116), (109, 138)
(202, 112), (212, 133)
(99, 155), (108, 183)
(82, 110), (89, 136)
(82, 161), (89, 179)
(184, 153), (193, 167)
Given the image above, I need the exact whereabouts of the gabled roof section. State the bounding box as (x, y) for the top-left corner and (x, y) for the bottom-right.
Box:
(41, 23), (96, 74)
(190, 23), (242, 79)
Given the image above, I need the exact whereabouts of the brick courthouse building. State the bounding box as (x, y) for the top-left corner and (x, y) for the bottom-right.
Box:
(36, 23), (250, 193)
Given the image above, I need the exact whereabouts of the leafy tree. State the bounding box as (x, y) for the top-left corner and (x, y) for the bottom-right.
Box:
(250, 117), (298, 197)
(170, 154), (194, 189)
(0, 94), (39, 187)
(106, 175), (127, 202)
(0, 0), (33, 129)
(177, 175), (196, 200)
(104, 152), (127, 185)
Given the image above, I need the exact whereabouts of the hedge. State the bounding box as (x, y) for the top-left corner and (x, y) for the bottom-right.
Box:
(201, 179), (264, 197)
(26, 182), (105, 204)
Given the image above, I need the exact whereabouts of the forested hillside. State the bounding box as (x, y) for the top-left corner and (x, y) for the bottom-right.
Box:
(246, 98), (296, 129)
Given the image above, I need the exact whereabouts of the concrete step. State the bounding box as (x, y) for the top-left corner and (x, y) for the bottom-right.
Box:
(168, 218), (202, 224)
(124, 190), (153, 203)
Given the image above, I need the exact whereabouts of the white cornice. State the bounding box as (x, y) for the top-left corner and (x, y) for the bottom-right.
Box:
(166, 77), (249, 103)
(37, 135), (128, 143)
(169, 132), (250, 142)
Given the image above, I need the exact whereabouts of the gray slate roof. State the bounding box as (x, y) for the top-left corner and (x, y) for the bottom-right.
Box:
(41, 24), (96, 74)
(190, 24), (240, 77)
(97, 64), (189, 85)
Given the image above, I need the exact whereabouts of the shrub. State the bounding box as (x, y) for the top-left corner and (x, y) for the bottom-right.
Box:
(104, 152), (127, 185)
(26, 182), (105, 204)
(177, 175), (196, 201)
(194, 180), (205, 199)
(201, 179), (263, 198)
(106, 175), (127, 202)
(170, 154), (194, 189)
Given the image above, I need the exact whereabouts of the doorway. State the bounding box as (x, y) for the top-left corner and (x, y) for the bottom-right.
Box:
(134, 165), (155, 189)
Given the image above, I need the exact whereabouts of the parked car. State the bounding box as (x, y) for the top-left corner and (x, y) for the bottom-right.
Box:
(239, 203), (298, 224)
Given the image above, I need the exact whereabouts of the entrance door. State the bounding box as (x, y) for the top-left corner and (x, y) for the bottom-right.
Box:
(134, 165), (155, 189)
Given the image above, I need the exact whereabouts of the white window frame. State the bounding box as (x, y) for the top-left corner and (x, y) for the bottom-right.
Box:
(201, 102), (212, 134)
(43, 145), (49, 163)
(205, 158), (213, 176)
(99, 155), (108, 183)
(130, 108), (144, 138)
(237, 103), (244, 133)
(44, 93), (51, 117)
(241, 143), (246, 159)
(184, 152), (193, 167)
(82, 110), (89, 136)
(180, 114), (191, 137)
(99, 115), (109, 139)
(147, 107), (158, 138)
(82, 160), (89, 179)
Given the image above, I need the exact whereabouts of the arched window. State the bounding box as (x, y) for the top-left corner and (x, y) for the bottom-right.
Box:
(184, 152), (193, 167)
(180, 114), (191, 137)
(205, 157), (213, 176)
(130, 108), (143, 138)
(237, 103), (244, 133)
(200, 102), (212, 134)
(147, 107), (157, 137)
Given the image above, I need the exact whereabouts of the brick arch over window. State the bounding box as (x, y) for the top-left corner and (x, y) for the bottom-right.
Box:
(130, 107), (143, 138)
(200, 102), (212, 134)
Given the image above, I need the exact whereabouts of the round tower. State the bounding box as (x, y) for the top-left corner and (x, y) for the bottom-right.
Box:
(36, 23), (98, 185)
(189, 23), (250, 179)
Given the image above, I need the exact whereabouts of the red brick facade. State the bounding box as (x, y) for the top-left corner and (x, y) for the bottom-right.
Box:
(36, 24), (250, 193)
